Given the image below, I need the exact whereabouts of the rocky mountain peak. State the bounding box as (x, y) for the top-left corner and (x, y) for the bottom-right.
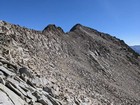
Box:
(43, 24), (64, 34)
(70, 23), (83, 31)
(0, 21), (140, 105)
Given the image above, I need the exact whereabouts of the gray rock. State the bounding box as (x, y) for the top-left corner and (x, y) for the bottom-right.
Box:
(20, 83), (36, 93)
(0, 66), (15, 76)
(0, 71), (4, 75)
(38, 96), (54, 105)
(0, 62), (2, 66)
(25, 97), (31, 103)
(5, 82), (24, 99)
(0, 83), (27, 105)
(43, 86), (54, 97)
(0, 90), (14, 105)
(32, 90), (60, 105)
(45, 95), (60, 105)
(34, 102), (43, 105)
(19, 67), (32, 78)
(0, 76), (5, 85)
(0, 59), (17, 70)
(6, 78), (27, 96)
(32, 91), (40, 99)
(26, 91), (37, 103)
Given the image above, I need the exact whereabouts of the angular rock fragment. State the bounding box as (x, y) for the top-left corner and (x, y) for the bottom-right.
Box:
(0, 90), (14, 105)
(0, 76), (5, 85)
(0, 83), (27, 105)
(0, 66), (15, 76)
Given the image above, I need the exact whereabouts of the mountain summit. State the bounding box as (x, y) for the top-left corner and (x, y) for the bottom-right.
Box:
(70, 23), (83, 31)
(0, 20), (140, 105)
(43, 24), (64, 34)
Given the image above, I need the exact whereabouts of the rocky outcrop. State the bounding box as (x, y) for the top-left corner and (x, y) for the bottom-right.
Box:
(0, 60), (62, 105)
(0, 20), (140, 105)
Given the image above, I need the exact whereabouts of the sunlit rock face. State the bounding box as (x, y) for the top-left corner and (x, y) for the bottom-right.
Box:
(0, 20), (140, 105)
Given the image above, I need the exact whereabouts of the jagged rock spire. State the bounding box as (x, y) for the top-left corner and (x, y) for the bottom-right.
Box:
(42, 24), (64, 34)
(70, 23), (83, 31)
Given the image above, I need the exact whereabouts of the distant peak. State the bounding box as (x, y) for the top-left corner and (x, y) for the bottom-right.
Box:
(74, 23), (82, 27)
(43, 24), (57, 31)
(70, 23), (83, 31)
(43, 24), (64, 33)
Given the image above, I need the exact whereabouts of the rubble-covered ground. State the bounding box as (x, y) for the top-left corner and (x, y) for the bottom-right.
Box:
(0, 20), (140, 105)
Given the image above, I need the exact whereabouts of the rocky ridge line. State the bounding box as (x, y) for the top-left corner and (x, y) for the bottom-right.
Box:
(0, 20), (140, 105)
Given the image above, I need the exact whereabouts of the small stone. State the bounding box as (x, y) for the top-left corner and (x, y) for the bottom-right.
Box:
(38, 96), (53, 105)
(25, 97), (31, 103)
(19, 67), (32, 78)
(43, 86), (53, 96)
(26, 91), (37, 103)
(34, 102), (43, 105)
(0, 62), (3, 66)
(0, 76), (5, 85)
(0, 71), (4, 75)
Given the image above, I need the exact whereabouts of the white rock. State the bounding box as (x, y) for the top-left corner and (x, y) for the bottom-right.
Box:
(0, 90), (14, 105)
(34, 102), (43, 105)
(0, 83), (27, 105)
(0, 66), (15, 76)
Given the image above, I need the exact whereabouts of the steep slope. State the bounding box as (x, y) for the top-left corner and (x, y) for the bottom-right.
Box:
(0, 20), (140, 105)
(131, 45), (140, 54)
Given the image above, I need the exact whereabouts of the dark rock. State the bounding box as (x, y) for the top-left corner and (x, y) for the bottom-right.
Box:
(43, 24), (64, 34)
(18, 67), (32, 78)
(43, 86), (54, 97)
(0, 76), (5, 85)
(70, 24), (82, 31)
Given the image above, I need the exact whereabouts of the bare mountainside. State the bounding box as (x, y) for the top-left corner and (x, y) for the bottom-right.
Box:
(0, 20), (140, 105)
(131, 45), (140, 54)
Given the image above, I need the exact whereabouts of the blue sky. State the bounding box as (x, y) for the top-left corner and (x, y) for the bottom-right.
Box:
(0, 0), (139, 45)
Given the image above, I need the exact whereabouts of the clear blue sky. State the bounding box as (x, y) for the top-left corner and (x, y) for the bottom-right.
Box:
(0, 0), (140, 45)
